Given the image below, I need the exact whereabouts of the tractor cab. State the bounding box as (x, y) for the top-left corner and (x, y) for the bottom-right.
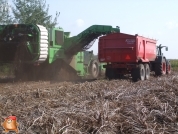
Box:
(157, 44), (168, 56)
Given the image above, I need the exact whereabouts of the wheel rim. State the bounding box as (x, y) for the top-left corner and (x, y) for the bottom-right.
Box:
(146, 68), (148, 75)
(141, 68), (144, 77)
(145, 65), (150, 79)
(162, 62), (166, 74)
(141, 68), (145, 80)
(139, 64), (145, 81)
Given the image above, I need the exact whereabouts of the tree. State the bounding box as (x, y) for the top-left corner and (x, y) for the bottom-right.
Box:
(0, 0), (13, 24)
(12, 0), (60, 28)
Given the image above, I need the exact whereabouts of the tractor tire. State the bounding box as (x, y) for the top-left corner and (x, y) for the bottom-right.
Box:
(166, 61), (171, 74)
(144, 64), (150, 80)
(89, 60), (99, 79)
(155, 58), (166, 76)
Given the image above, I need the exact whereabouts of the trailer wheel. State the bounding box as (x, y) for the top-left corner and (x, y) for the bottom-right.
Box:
(90, 60), (99, 79)
(105, 68), (115, 80)
(131, 68), (139, 82)
(132, 64), (145, 81)
(144, 64), (150, 80)
(138, 64), (145, 81)
(105, 68), (110, 79)
(155, 58), (166, 76)
(166, 61), (171, 74)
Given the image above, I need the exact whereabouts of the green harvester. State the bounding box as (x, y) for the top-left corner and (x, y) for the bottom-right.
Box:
(0, 24), (119, 80)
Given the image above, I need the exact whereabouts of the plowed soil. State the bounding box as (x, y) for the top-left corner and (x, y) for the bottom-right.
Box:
(0, 72), (178, 134)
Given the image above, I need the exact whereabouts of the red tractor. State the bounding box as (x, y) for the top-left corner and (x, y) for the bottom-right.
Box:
(98, 33), (171, 81)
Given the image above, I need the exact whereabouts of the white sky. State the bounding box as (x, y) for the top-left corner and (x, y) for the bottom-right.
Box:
(7, 0), (178, 59)
(45, 0), (178, 59)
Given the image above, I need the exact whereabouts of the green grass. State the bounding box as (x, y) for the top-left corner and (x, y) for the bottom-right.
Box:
(170, 59), (178, 71)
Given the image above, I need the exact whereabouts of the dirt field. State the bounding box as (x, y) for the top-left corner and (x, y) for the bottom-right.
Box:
(0, 72), (178, 134)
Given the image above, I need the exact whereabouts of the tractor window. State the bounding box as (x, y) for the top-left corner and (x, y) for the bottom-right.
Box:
(55, 30), (63, 45)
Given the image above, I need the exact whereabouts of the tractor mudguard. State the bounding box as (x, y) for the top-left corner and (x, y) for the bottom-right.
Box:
(155, 56), (164, 63)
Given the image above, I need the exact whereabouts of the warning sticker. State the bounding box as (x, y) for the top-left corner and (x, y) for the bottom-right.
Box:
(125, 55), (131, 60)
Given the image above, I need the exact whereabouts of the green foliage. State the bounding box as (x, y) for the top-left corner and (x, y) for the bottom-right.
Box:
(12, 0), (60, 28)
(170, 59), (178, 71)
(0, 0), (14, 24)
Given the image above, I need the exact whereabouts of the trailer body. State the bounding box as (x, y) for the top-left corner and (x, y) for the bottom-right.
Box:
(99, 33), (157, 64)
(98, 33), (171, 81)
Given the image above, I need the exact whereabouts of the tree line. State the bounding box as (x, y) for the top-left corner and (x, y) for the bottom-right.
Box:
(0, 0), (60, 28)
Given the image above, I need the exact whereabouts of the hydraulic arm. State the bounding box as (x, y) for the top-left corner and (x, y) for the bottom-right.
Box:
(63, 25), (120, 57)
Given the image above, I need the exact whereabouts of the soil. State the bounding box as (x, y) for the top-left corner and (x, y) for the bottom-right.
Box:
(0, 72), (178, 134)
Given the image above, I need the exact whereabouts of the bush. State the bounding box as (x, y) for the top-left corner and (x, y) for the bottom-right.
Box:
(170, 59), (178, 71)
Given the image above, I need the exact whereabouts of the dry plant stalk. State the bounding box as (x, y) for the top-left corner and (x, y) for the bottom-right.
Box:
(0, 72), (177, 134)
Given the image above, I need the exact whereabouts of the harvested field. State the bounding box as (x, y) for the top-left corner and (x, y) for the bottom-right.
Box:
(0, 72), (178, 134)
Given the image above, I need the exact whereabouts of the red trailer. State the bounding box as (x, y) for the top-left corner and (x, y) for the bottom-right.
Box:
(98, 33), (171, 81)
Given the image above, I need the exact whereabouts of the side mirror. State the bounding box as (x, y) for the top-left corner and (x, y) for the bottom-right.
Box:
(165, 47), (168, 51)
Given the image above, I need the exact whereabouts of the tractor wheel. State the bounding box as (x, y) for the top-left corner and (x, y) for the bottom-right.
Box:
(90, 60), (99, 79)
(155, 58), (166, 76)
(166, 61), (171, 74)
(144, 64), (150, 80)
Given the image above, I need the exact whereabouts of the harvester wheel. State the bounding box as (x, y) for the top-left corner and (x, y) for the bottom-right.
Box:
(166, 61), (171, 74)
(155, 58), (166, 76)
(90, 60), (99, 79)
(144, 64), (150, 80)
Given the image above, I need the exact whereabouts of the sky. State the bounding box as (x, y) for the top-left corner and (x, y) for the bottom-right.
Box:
(44, 0), (178, 59)
(7, 0), (178, 59)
